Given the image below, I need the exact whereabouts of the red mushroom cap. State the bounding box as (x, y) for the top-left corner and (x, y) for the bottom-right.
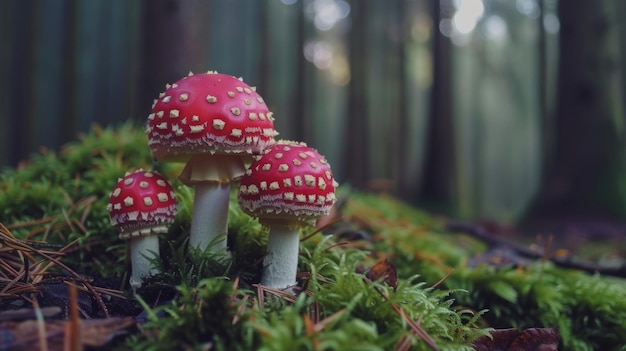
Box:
(146, 72), (277, 162)
(107, 170), (177, 239)
(238, 141), (338, 226)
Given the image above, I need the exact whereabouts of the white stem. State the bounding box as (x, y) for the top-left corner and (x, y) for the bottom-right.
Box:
(261, 225), (301, 291)
(189, 181), (229, 253)
(129, 235), (160, 291)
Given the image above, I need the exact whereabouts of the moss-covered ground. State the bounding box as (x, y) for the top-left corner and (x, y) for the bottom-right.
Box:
(1, 123), (625, 350)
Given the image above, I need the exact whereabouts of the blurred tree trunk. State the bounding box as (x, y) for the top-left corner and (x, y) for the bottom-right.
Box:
(419, 0), (454, 208)
(532, 0), (626, 218)
(140, 0), (208, 119)
(344, 0), (369, 189)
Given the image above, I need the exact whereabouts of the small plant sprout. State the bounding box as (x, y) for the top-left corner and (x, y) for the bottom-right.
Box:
(238, 141), (338, 291)
(145, 71), (277, 254)
(107, 169), (177, 290)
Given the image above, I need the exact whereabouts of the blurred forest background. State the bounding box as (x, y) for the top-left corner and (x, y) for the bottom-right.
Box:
(2, 0), (626, 225)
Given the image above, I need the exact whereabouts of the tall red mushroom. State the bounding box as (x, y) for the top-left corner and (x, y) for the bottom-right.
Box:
(145, 71), (277, 253)
(107, 169), (177, 290)
(238, 141), (337, 291)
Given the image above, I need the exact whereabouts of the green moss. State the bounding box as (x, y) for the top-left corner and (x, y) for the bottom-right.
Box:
(344, 192), (626, 350)
(3, 123), (626, 350)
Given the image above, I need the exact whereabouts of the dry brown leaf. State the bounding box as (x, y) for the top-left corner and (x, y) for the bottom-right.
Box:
(366, 258), (398, 291)
(0, 317), (135, 351)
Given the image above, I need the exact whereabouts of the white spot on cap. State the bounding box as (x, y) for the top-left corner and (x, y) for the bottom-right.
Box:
(248, 112), (257, 120)
(231, 107), (241, 116)
(190, 125), (205, 133)
(260, 181), (268, 190)
(269, 181), (279, 190)
(112, 188), (121, 197)
(157, 122), (167, 130)
(213, 119), (226, 130)
(170, 110), (180, 118)
(247, 184), (259, 195)
(262, 163), (271, 171)
(278, 164), (289, 172)
(304, 175), (316, 186)
(284, 192), (294, 200)
(206, 95), (217, 103)
(124, 178), (134, 185)
(275, 153), (283, 159)
(179, 93), (189, 102)
(156, 111), (164, 118)
(162, 96), (171, 103)
(156, 179), (166, 186)
(318, 178), (327, 190)
(144, 197), (153, 206)
(283, 178), (292, 187)
(231, 129), (242, 137)
(139, 181), (149, 189)
(293, 159), (302, 166)
(294, 175), (303, 186)
(148, 113), (155, 120)
(236, 87), (244, 93)
(296, 194), (306, 202)
(192, 115), (200, 122)
(157, 193), (169, 202)
(244, 87), (252, 94)
(123, 196), (134, 207)
(227, 91), (236, 98)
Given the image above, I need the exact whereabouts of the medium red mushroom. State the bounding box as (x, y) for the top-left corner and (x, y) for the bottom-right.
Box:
(237, 141), (337, 291)
(107, 169), (177, 290)
(145, 71), (277, 253)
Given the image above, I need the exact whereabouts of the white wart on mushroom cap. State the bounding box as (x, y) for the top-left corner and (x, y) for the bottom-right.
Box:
(145, 72), (278, 163)
(238, 141), (338, 226)
(107, 170), (177, 238)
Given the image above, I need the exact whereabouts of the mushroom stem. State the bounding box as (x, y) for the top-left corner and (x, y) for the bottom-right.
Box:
(129, 235), (160, 290)
(261, 224), (301, 291)
(189, 181), (230, 253)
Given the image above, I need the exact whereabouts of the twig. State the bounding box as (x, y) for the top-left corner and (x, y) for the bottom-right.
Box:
(447, 222), (626, 277)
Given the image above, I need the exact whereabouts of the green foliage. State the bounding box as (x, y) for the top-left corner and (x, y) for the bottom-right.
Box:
(129, 277), (250, 351)
(5, 124), (626, 350)
(0, 123), (155, 278)
(345, 193), (626, 350)
(121, 237), (488, 351)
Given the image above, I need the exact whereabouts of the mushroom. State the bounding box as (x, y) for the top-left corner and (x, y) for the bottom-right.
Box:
(107, 169), (177, 290)
(145, 71), (277, 253)
(237, 141), (338, 291)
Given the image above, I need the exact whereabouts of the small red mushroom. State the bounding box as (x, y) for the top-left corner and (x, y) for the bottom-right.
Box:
(107, 169), (177, 290)
(238, 141), (338, 291)
(145, 71), (277, 253)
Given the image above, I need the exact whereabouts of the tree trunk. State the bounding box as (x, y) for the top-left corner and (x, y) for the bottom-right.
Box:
(532, 0), (626, 218)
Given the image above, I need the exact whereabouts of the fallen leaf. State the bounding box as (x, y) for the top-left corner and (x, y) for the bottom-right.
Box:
(0, 317), (135, 351)
(366, 258), (398, 291)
